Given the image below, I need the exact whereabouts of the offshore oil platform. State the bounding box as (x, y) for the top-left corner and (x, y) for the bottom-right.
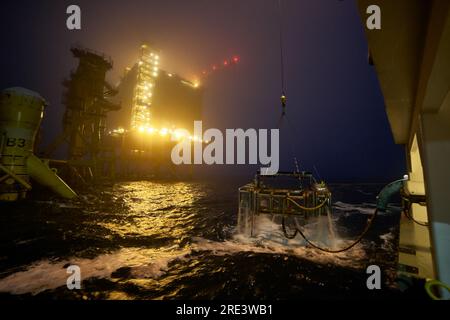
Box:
(107, 44), (203, 179)
(0, 43), (204, 200)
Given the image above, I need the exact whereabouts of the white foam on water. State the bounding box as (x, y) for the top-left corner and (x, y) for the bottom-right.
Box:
(333, 201), (381, 215)
(193, 211), (367, 268)
(0, 247), (191, 295)
(379, 230), (396, 251)
(191, 235), (367, 270)
(235, 205), (369, 268)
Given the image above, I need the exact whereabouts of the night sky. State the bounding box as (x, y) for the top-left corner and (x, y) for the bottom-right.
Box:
(0, 0), (406, 182)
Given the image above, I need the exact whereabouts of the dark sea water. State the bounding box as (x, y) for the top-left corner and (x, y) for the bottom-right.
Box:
(0, 179), (405, 300)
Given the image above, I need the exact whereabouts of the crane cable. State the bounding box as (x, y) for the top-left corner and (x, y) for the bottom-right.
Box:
(277, 0), (287, 123)
(278, 0), (287, 113)
(277, 0), (300, 173)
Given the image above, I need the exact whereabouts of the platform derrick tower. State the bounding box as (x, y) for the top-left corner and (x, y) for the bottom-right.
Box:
(48, 45), (120, 184)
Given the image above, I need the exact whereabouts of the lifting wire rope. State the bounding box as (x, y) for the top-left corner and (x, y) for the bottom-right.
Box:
(276, 0), (300, 174)
(275, 0), (378, 252)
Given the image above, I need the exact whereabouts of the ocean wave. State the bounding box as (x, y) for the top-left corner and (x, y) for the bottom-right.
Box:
(0, 247), (191, 295)
(0, 227), (368, 296)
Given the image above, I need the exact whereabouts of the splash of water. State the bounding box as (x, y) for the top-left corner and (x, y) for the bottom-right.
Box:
(237, 198), (253, 236)
(237, 201), (340, 251)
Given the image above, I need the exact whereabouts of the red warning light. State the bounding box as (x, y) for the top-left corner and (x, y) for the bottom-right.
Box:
(197, 54), (240, 80)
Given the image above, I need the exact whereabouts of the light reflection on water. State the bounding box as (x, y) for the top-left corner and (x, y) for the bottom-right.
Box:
(97, 181), (205, 239)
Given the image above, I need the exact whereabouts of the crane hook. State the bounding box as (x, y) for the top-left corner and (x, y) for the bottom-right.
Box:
(281, 92), (287, 116)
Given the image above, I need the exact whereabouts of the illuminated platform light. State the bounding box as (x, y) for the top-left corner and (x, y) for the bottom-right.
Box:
(132, 45), (160, 130)
(159, 128), (169, 136)
(190, 135), (202, 142)
(111, 127), (125, 135)
(173, 129), (187, 140)
(224, 60), (229, 66)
